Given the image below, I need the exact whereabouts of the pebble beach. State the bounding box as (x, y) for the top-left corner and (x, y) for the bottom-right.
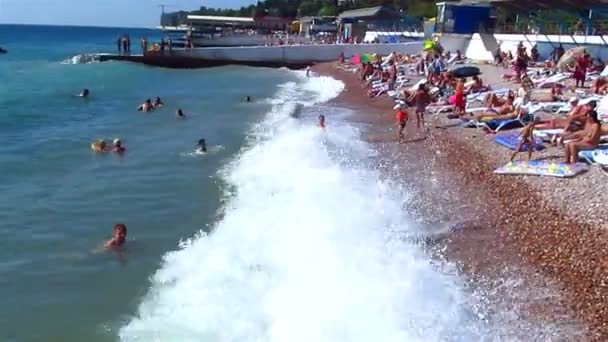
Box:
(313, 61), (608, 339)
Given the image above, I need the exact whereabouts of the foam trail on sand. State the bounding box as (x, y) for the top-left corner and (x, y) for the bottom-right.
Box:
(119, 73), (485, 341)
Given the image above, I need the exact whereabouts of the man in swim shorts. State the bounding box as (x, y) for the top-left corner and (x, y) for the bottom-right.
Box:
(394, 106), (408, 143)
(105, 223), (127, 248)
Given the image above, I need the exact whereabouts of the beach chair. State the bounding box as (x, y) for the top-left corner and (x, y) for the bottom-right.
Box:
(465, 103), (542, 133)
(467, 88), (510, 103)
(535, 73), (570, 89)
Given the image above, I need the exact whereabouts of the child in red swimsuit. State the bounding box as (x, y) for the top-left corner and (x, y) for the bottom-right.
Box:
(395, 107), (408, 143)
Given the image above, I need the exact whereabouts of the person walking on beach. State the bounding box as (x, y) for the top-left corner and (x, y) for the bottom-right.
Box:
(510, 117), (539, 162)
(394, 105), (408, 143)
(408, 83), (431, 131)
(574, 52), (590, 88)
(105, 223), (127, 248)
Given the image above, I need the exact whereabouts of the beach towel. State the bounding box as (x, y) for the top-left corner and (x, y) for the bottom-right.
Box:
(494, 160), (589, 178)
(578, 146), (608, 165)
(494, 133), (545, 151)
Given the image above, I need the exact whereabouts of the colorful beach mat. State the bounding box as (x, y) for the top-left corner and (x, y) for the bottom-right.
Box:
(494, 160), (588, 178)
(578, 148), (608, 165)
(494, 133), (545, 151)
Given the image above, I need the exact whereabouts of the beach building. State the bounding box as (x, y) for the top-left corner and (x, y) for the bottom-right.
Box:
(337, 5), (423, 43)
(432, 0), (608, 61)
(298, 16), (338, 38)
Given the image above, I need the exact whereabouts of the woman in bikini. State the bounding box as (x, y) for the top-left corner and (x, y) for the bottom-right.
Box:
(474, 95), (516, 122)
(565, 110), (602, 164)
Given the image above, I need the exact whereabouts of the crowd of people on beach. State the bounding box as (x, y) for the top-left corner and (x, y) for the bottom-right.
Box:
(336, 40), (608, 170)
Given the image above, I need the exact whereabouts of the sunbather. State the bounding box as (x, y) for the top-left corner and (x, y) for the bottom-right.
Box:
(537, 97), (581, 130)
(483, 90), (514, 108)
(592, 76), (608, 94)
(565, 110), (602, 164)
(474, 95), (516, 121)
(551, 100), (597, 145)
(467, 76), (487, 94)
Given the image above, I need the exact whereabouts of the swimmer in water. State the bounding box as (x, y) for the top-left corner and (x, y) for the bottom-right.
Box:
(196, 139), (207, 153)
(176, 109), (186, 118)
(318, 115), (326, 131)
(137, 99), (153, 112)
(244, 96), (251, 102)
(111, 138), (126, 154)
(104, 223), (127, 248)
(306, 66), (311, 77)
(91, 139), (107, 152)
(152, 97), (164, 108)
(79, 88), (89, 98)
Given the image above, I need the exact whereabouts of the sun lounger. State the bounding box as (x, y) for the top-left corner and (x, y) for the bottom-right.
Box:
(579, 146), (608, 165)
(535, 74), (570, 88)
(467, 88), (510, 103)
(465, 103), (542, 133)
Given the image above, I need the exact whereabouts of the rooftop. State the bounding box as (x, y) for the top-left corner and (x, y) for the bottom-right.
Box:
(455, 0), (608, 11)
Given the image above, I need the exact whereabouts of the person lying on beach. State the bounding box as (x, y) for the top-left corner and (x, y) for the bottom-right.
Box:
(537, 98), (581, 130)
(137, 99), (153, 112)
(483, 90), (515, 109)
(550, 83), (565, 102)
(407, 83), (431, 130)
(105, 223), (127, 248)
(474, 95), (516, 121)
(318, 115), (326, 130)
(592, 77), (608, 94)
(394, 106), (408, 143)
(91, 139), (107, 152)
(196, 139), (207, 154)
(176, 109), (186, 118)
(111, 139), (125, 154)
(152, 97), (164, 108)
(565, 110), (602, 164)
(466, 76), (487, 94)
(510, 117), (540, 162)
(79, 88), (89, 98)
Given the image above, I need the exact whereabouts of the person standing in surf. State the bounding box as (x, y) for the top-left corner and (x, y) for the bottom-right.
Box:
(318, 115), (326, 131)
(394, 106), (408, 143)
(408, 83), (431, 132)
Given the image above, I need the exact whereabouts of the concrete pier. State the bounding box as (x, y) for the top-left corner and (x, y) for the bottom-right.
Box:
(98, 42), (424, 69)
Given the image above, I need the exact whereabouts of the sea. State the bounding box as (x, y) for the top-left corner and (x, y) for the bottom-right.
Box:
(0, 24), (544, 342)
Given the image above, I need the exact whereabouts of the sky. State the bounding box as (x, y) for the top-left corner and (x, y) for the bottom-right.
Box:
(0, 0), (256, 28)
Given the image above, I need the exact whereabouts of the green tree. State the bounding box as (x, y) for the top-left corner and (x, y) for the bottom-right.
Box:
(318, 5), (337, 16)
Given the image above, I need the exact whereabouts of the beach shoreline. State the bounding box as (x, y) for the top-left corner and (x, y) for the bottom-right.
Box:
(312, 61), (608, 339)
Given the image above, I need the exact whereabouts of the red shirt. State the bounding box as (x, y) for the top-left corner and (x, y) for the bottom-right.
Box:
(395, 110), (407, 121)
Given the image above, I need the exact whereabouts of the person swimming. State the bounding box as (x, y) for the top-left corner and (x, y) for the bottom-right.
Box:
(79, 88), (89, 98)
(152, 97), (164, 108)
(91, 139), (107, 152)
(176, 109), (186, 118)
(306, 66), (311, 77)
(104, 223), (127, 248)
(137, 99), (153, 112)
(111, 138), (125, 154)
(196, 139), (207, 153)
(244, 96), (251, 103)
(318, 115), (326, 130)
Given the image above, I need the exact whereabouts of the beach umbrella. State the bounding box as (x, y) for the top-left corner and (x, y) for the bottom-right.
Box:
(351, 54), (361, 64)
(557, 47), (587, 69)
(451, 66), (481, 78)
(423, 39), (435, 51)
(361, 54), (373, 63)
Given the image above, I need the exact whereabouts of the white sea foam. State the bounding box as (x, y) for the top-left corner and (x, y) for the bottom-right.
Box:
(119, 73), (485, 341)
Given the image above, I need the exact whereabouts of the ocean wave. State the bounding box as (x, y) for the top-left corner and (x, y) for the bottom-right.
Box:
(61, 53), (102, 64)
(118, 73), (483, 341)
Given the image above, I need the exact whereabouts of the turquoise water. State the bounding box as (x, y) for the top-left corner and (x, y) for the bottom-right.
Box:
(0, 25), (295, 341)
(1, 24), (558, 342)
